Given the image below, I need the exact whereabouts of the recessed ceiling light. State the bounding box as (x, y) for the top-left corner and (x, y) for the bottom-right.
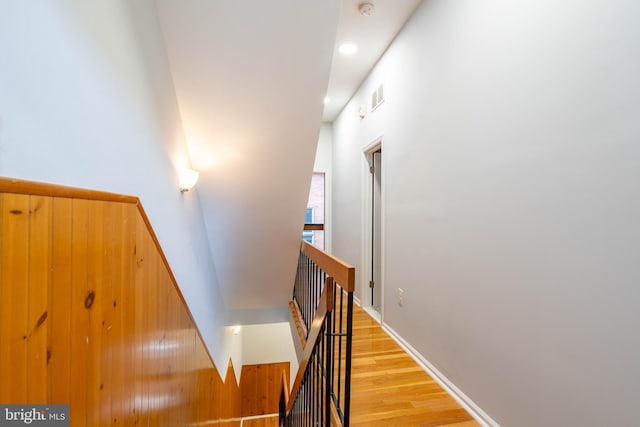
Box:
(323, 96), (331, 104)
(338, 43), (358, 56)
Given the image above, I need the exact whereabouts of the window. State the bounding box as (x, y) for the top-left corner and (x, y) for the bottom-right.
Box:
(302, 231), (314, 244)
(303, 208), (314, 244)
(302, 173), (325, 249)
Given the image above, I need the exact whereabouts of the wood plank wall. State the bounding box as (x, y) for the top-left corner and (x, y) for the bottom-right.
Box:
(0, 189), (242, 426)
(240, 362), (290, 417)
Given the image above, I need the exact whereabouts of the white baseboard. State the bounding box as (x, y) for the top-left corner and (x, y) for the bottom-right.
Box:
(362, 305), (381, 324)
(381, 323), (499, 427)
(240, 413), (278, 426)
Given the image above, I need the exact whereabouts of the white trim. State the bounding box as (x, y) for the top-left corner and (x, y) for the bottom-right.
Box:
(362, 136), (384, 154)
(189, 416), (242, 426)
(362, 305), (381, 324)
(360, 151), (370, 308)
(240, 413), (279, 426)
(360, 136), (385, 319)
(381, 323), (500, 427)
(190, 412), (279, 426)
(379, 147), (386, 323)
(353, 294), (361, 307)
(355, 293), (382, 323)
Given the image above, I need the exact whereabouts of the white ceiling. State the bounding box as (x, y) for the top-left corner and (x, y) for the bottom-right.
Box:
(323, 0), (422, 122)
(156, 0), (420, 320)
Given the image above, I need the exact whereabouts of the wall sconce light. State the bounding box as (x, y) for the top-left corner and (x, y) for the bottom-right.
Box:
(179, 169), (199, 193)
(232, 325), (241, 335)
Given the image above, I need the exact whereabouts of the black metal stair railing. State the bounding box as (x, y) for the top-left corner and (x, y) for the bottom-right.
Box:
(280, 241), (355, 427)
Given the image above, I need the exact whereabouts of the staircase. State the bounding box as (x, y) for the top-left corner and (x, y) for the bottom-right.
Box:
(279, 241), (355, 427)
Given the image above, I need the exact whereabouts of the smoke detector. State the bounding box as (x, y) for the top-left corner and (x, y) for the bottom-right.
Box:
(359, 2), (374, 16)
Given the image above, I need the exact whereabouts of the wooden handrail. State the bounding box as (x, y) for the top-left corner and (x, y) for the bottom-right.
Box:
(301, 240), (355, 292)
(289, 300), (308, 348)
(279, 370), (290, 424)
(286, 277), (334, 413)
(284, 241), (355, 425)
(0, 176), (138, 203)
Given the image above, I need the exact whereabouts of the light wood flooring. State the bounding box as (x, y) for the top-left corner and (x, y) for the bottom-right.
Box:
(256, 303), (480, 427)
(349, 303), (480, 427)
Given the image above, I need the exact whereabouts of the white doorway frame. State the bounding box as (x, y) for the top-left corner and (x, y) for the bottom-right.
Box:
(361, 137), (385, 324)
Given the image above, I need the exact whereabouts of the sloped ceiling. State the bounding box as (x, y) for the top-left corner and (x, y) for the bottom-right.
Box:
(156, 0), (341, 318)
(156, 0), (421, 321)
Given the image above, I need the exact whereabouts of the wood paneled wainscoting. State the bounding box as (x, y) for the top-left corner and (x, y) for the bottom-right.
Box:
(241, 362), (289, 418)
(0, 178), (241, 426)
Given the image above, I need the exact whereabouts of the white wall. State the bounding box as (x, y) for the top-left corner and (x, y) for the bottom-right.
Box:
(0, 1), (238, 377)
(241, 323), (299, 387)
(332, 0), (640, 425)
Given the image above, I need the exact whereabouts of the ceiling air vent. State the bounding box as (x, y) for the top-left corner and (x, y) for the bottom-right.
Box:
(371, 83), (384, 111)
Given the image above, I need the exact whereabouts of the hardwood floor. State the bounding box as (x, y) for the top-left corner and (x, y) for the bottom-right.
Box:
(349, 304), (480, 427)
(277, 301), (479, 426)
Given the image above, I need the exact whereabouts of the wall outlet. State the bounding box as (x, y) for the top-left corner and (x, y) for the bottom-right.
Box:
(397, 288), (404, 307)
